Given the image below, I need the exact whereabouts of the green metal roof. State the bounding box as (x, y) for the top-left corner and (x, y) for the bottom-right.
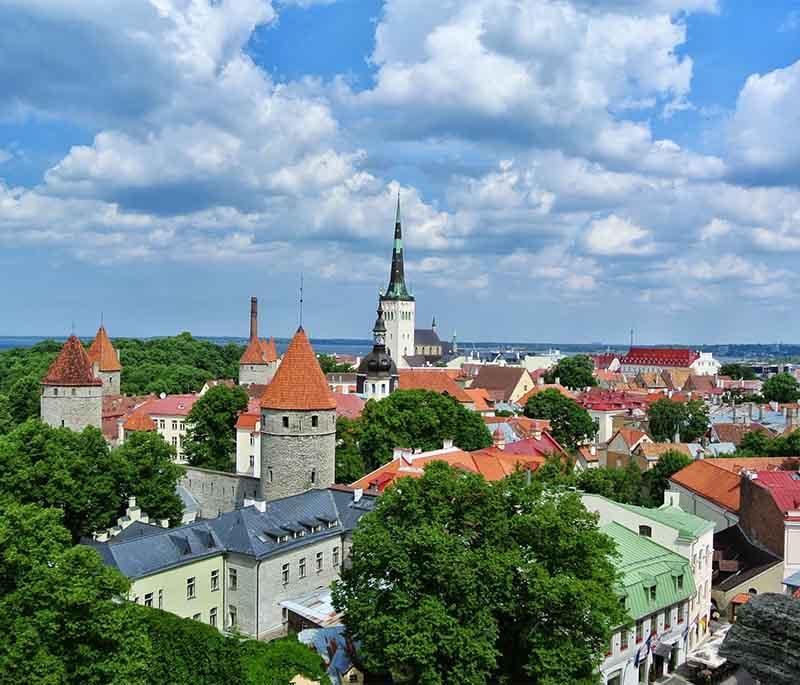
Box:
(602, 522), (696, 621)
(616, 501), (715, 541)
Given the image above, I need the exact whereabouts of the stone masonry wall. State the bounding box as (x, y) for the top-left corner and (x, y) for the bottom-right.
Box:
(40, 385), (102, 432)
(260, 408), (336, 501)
(239, 362), (277, 386)
(96, 370), (121, 396)
(181, 467), (260, 518)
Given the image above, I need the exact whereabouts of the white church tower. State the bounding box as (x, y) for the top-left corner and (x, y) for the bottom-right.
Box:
(380, 195), (415, 367)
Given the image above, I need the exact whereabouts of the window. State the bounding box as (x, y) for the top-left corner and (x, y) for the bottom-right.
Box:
(312, 415), (319, 428)
(281, 563), (289, 584)
(186, 577), (196, 599)
(211, 569), (219, 591)
(282, 416), (289, 428)
(649, 586), (657, 602)
(311, 469), (316, 484)
(282, 607), (289, 624)
(158, 589), (163, 609)
(249, 455), (255, 471)
(229, 605), (237, 629)
(193, 613), (201, 621)
(638, 525), (652, 538)
(349, 674), (359, 684)
(678, 603), (685, 624)
(172, 420), (178, 430)
(71, 388), (76, 396)
(620, 627), (629, 650)
(159, 419), (166, 429)
(249, 435), (255, 447)
(299, 557), (306, 579)
(144, 592), (153, 608)
(53, 388), (58, 396)
(210, 607), (218, 627)
(663, 609), (670, 630)
(180, 421), (185, 430)
(268, 469), (273, 483)
(316, 551), (324, 573)
(333, 546), (340, 567)
(676, 574), (684, 590)
(748, 587), (758, 595)
(635, 621), (643, 643)
(229, 568), (238, 591)
(171, 436), (178, 447)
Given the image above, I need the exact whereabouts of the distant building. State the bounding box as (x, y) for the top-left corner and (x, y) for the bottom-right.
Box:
(619, 347), (720, 376)
(413, 317), (443, 362)
(40, 335), (103, 432)
(119, 394), (200, 461)
(379, 197), (415, 367)
(239, 296), (279, 386)
(470, 365), (534, 404)
(356, 302), (398, 400)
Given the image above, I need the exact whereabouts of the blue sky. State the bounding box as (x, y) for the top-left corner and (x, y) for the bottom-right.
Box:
(1, 1), (800, 344)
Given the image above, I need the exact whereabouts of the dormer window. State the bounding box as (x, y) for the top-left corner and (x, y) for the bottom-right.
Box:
(649, 586), (657, 602)
(639, 525), (652, 538)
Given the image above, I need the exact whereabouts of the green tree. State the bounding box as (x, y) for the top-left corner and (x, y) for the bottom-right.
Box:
(544, 355), (597, 390)
(317, 354), (353, 374)
(523, 389), (596, 449)
(719, 363), (757, 381)
(7, 375), (41, 424)
(0, 502), (151, 685)
(335, 417), (366, 483)
(358, 390), (492, 471)
(114, 431), (185, 525)
(641, 450), (691, 507)
(647, 398), (709, 443)
(576, 461), (642, 505)
(241, 637), (330, 685)
(333, 462), (626, 685)
(682, 399), (710, 442)
(183, 384), (249, 472)
(0, 421), (126, 540)
(762, 372), (800, 403)
(0, 395), (13, 436)
(737, 429), (771, 456)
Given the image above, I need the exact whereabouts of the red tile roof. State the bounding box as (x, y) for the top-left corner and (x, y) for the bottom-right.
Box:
(350, 446), (546, 492)
(620, 347), (700, 367)
(236, 413), (259, 430)
(334, 392), (366, 420)
(590, 353), (619, 370)
(86, 326), (121, 372)
(42, 335), (103, 387)
(669, 460), (743, 513)
(398, 370), (472, 403)
(465, 387), (493, 411)
(749, 471), (800, 516)
(260, 327), (336, 411)
(614, 427), (650, 447)
(502, 434), (566, 458)
(123, 410), (156, 432)
(712, 423), (772, 446)
(240, 336), (278, 364)
(140, 394), (199, 417)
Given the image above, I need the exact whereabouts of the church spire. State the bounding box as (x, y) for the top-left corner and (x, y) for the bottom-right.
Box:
(383, 192), (413, 301)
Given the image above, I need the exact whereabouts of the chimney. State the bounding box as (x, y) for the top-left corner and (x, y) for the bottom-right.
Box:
(250, 296), (258, 339)
(443, 438), (454, 449)
(533, 429), (542, 440)
(663, 491), (681, 508)
(353, 488), (363, 503)
(128, 496), (137, 510)
(158, 518), (170, 528)
(590, 444), (597, 457)
(492, 429), (505, 451)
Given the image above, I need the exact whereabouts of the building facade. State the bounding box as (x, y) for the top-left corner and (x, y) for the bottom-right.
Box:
(356, 302), (399, 400)
(380, 196), (415, 366)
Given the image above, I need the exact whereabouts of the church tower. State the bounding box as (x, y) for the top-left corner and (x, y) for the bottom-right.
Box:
(357, 299), (399, 400)
(87, 325), (121, 395)
(380, 195), (415, 366)
(259, 327), (336, 501)
(41, 335), (103, 432)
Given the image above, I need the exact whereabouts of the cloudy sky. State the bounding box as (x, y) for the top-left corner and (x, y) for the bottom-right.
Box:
(1, 0), (799, 344)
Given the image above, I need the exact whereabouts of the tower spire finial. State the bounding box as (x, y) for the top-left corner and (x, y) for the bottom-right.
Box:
(299, 273), (304, 329)
(395, 190), (401, 225)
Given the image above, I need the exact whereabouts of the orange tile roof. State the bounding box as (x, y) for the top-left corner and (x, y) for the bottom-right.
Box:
(86, 326), (121, 372)
(123, 410), (156, 432)
(350, 446), (546, 491)
(236, 414), (259, 430)
(398, 370), (472, 403)
(42, 335), (103, 386)
(669, 460), (742, 513)
(240, 335), (278, 364)
(615, 427), (650, 447)
(464, 387), (493, 411)
(637, 442), (692, 459)
(260, 327), (336, 411)
(700, 457), (800, 474)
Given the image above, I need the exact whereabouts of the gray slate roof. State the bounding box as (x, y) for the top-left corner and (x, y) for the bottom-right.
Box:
(86, 488), (377, 579)
(414, 328), (441, 346)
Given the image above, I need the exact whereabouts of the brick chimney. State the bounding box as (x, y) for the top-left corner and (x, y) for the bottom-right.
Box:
(250, 296), (258, 340)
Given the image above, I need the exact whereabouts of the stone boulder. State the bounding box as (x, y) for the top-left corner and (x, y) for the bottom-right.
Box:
(719, 592), (800, 684)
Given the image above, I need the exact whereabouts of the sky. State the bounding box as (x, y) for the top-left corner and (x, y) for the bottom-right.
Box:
(1, 1), (800, 344)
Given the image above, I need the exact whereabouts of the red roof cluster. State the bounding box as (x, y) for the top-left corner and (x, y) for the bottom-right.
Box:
(333, 392), (366, 420)
(260, 327), (336, 411)
(577, 388), (655, 411)
(42, 335), (103, 387)
(620, 347), (700, 367)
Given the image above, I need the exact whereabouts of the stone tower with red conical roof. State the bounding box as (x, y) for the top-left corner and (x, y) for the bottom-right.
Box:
(87, 325), (122, 395)
(259, 327), (336, 501)
(239, 297), (279, 386)
(40, 335), (103, 431)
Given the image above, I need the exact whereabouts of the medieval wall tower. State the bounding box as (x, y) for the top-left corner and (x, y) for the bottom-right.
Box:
(258, 327), (336, 501)
(239, 296), (279, 386)
(380, 195), (415, 366)
(40, 335), (103, 432)
(87, 325), (121, 395)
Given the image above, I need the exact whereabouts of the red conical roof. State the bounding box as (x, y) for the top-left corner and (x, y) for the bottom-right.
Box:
(87, 326), (121, 372)
(260, 327), (336, 411)
(42, 335), (103, 387)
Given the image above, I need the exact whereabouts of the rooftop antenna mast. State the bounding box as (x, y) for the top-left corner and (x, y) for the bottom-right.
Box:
(299, 273), (304, 328)
(630, 327), (634, 349)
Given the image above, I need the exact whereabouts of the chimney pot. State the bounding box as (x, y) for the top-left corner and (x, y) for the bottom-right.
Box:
(250, 296), (258, 339)
(443, 438), (454, 449)
(128, 496), (136, 509)
(353, 488), (363, 503)
(159, 518), (170, 528)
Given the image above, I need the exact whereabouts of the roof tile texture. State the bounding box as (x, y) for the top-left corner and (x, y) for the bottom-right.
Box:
(42, 335), (103, 386)
(87, 326), (121, 372)
(398, 369), (471, 403)
(260, 327), (336, 411)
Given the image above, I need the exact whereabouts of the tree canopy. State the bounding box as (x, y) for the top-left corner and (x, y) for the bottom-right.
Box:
(357, 390), (492, 472)
(639, 450), (691, 507)
(523, 389), (596, 449)
(544, 354), (597, 390)
(736, 428), (800, 459)
(762, 372), (800, 404)
(0, 420), (184, 540)
(335, 417), (366, 483)
(333, 462), (626, 685)
(317, 354), (353, 374)
(719, 363), (757, 381)
(183, 384), (249, 472)
(647, 398), (709, 443)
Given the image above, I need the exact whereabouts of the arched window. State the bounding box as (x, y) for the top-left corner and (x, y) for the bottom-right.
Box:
(748, 588), (758, 595)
